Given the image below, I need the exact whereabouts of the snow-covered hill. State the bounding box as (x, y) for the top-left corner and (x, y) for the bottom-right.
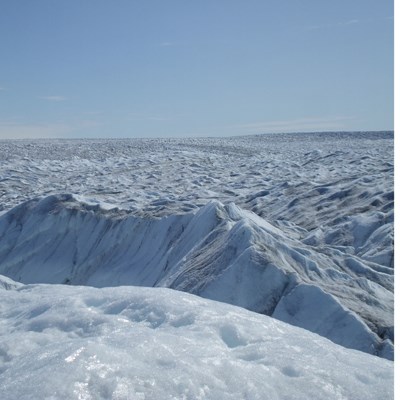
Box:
(0, 276), (393, 400)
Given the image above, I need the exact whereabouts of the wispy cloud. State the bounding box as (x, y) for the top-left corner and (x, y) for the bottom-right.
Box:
(38, 95), (67, 102)
(231, 116), (355, 134)
(158, 40), (186, 48)
(160, 41), (175, 47)
(305, 15), (392, 31)
(127, 112), (177, 122)
(305, 19), (361, 31)
(83, 111), (104, 116)
(342, 19), (359, 25)
(0, 120), (71, 139)
(0, 118), (102, 139)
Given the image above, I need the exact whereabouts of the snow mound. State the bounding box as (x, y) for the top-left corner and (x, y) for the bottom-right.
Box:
(0, 194), (393, 359)
(0, 278), (393, 400)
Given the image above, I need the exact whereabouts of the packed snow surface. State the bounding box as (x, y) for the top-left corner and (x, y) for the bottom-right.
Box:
(0, 276), (394, 400)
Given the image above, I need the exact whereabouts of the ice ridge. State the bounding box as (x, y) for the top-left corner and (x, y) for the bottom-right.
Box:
(0, 194), (393, 359)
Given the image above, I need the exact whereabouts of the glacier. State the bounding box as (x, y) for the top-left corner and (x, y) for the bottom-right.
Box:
(0, 131), (394, 397)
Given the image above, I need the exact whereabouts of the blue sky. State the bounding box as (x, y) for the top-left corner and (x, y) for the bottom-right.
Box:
(0, 0), (394, 138)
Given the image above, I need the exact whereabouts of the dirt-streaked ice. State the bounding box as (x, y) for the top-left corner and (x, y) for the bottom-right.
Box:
(0, 192), (393, 359)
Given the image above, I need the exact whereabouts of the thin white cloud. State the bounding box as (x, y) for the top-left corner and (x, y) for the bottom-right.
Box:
(342, 19), (359, 25)
(127, 112), (176, 122)
(0, 118), (102, 139)
(83, 111), (104, 116)
(160, 41), (175, 47)
(39, 95), (67, 102)
(158, 40), (186, 48)
(305, 19), (361, 31)
(231, 116), (356, 134)
(0, 121), (71, 139)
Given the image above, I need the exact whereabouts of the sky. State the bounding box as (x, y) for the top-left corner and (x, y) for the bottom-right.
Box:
(0, 0), (394, 139)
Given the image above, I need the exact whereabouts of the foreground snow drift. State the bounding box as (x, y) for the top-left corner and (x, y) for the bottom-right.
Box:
(0, 276), (393, 400)
(0, 194), (393, 359)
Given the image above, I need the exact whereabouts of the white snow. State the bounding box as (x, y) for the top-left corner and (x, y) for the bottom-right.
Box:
(0, 276), (394, 400)
(0, 131), (394, 396)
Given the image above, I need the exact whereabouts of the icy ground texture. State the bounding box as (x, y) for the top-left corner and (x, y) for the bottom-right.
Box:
(0, 132), (393, 265)
(0, 132), (394, 359)
(0, 277), (394, 400)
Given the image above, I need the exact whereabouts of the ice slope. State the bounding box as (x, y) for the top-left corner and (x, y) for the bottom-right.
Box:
(0, 193), (393, 359)
(0, 276), (394, 400)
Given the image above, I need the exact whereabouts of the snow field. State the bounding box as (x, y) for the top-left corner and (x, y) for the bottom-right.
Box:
(0, 279), (394, 400)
